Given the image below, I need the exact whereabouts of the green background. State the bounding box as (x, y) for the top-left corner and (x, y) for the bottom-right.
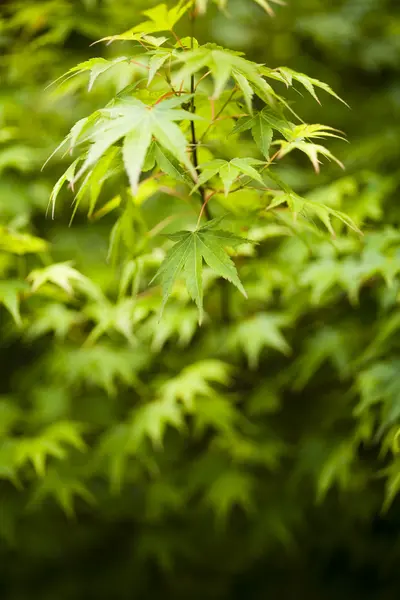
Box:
(1, 0), (400, 598)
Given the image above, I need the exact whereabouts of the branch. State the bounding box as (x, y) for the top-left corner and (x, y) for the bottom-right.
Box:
(189, 8), (211, 221)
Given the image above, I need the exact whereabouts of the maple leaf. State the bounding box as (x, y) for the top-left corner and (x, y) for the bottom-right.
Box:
(206, 469), (254, 524)
(25, 303), (84, 340)
(276, 67), (348, 105)
(29, 468), (95, 517)
(27, 262), (102, 300)
(160, 360), (231, 410)
(172, 45), (286, 107)
(231, 107), (293, 157)
(52, 95), (200, 201)
(229, 312), (291, 368)
(265, 171), (362, 236)
(48, 56), (130, 92)
(145, 305), (199, 351)
(0, 280), (29, 326)
(151, 218), (249, 323)
(50, 345), (147, 396)
(192, 158), (264, 196)
(84, 298), (138, 346)
(290, 326), (351, 391)
(97, 1), (192, 44)
(0, 227), (48, 255)
(129, 397), (185, 450)
(15, 421), (86, 477)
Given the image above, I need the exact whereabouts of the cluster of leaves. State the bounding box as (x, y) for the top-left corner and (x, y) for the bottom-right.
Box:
(1, 0), (400, 599)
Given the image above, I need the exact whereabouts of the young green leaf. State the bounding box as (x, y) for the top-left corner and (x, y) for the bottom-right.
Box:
(123, 125), (153, 194)
(0, 228), (48, 255)
(151, 221), (248, 322)
(276, 67), (349, 106)
(97, 1), (192, 44)
(192, 158), (264, 196)
(0, 280), (29, 326)
(173, 45), (287, 108)
(53, 96), (200, 198)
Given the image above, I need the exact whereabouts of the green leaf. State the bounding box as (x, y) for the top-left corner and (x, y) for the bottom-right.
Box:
(29, 468), (95, 517)
(251, 115), (273, 158)
(230, 313), (291, 368)
(230, 158), (264, 183)
(0, 280), (30, 326)
(253, 0), (285, 16)
(151, 222), (248, 322)
(275, 140), (345, 173)
(28, 262), (102, 299)
(25, 303), (84, 341)
(154, 143), (194, 185)
(196, 0), (283, 17)
(129, 397), (185, 450)
(160, 360), (231, 410)
(49, 56), (129, 91)
(15, 421), (86, 477)
(148, 50), (170, 85)
(73, 147), (120, 219)
(57, 96), (199, 196)
(219, 162), (241, 196)
(97, 1), (192, 43)
(232, 71), (254, 114)
(206, 469), (254, 524)
(173, 45), (287, 108)
(123, 125), (153, 194)
(277, 67), (349, 106)
(317, 442), (354, 502)
(184, 234), (204, 323)
(0, 228), (48, 255)
(192, 158), (264, 196)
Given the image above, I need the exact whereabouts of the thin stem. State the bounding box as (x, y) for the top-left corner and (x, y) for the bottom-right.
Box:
(198, 87), (238, 143)
(189, 8), (211, 220)
(171, 28), (185, 49)
(196, 191), (216, 228)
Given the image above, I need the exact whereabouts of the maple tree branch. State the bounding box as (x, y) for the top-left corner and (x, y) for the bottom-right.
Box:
(189, 8), (211, 220)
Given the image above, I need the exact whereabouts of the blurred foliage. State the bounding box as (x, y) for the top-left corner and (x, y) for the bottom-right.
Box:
(1, 0), (400, 599)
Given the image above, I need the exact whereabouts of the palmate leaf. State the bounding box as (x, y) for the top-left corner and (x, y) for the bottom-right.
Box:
(129, 396), (185, 450)
(29, 468), (95, 517)
(70, 147), (121, 221)
(229, 312), (291, 368)
(15, 421), (86, 477)
(25, 303), (84, 341)
(0, 227), (48, 255)
(269, 123), (346, 173)
(151, 218), (249, 323)
(51, 95), (199, 203)
(172, 45), (287, 108)
(192, 158), (264, 196)
(265, 171), (362, 236)
(274, 140), (345, 173)
(276, 67), (348, 106)
(97, 1), (192, 44)
(206, 469), (254, 524)
(231, 107), (292, 156)
(27, 262), (102, 300)
(48, 56), (130, 92)
(160, 360), (231, 410)
(0, 280), (29, 326)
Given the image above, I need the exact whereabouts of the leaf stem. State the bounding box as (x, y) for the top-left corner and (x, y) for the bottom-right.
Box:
(198, 87), (238, 143)
(196, 191), (216, 228)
